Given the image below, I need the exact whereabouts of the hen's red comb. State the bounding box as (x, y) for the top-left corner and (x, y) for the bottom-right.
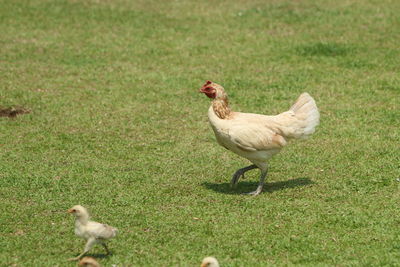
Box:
(204, 80), (212, 86)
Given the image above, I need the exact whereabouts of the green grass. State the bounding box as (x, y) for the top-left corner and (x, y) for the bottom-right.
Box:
(1, 0), (399, 266)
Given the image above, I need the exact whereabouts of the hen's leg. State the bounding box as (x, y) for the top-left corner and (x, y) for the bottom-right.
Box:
(244, 165), (268, 196)
(231, 164), (258, 187)
(68, 238), (97, 261)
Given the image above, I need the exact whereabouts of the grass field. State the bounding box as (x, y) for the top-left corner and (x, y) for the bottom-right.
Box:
(1, 0), (399, 266)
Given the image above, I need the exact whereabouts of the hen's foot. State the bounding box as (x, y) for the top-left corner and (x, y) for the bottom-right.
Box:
(243, 182), (264, 196)
(230, 165), (258, 188)
(231, 170), (246, 188)
(243, 190), (262, 196)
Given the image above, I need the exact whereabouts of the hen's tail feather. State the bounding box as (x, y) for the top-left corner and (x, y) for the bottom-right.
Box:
(290, 93), (320, 138)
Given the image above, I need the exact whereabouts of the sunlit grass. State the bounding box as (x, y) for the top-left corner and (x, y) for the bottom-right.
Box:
(0, 0), (399, 266)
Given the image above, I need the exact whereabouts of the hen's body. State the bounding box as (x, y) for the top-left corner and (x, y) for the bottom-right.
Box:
(200, 81), (319, 195)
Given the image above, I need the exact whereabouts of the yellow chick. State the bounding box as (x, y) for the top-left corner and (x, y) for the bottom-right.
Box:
(201, 256), (220, 267)
(68, 205), (117, 261)
(78, 256), (101, 267)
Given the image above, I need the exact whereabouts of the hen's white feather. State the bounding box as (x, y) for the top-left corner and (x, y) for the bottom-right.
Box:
(207, 89), (319, 165)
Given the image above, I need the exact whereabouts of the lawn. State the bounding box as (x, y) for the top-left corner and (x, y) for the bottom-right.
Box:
(1, 0), (399, 266)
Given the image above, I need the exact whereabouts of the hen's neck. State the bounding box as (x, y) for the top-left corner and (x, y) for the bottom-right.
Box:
(212, 97), (232, 119)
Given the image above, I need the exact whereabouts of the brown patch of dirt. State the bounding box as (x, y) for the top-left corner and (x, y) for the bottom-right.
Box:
(13, 229), (25, 236)
(0, 107), (30, 118)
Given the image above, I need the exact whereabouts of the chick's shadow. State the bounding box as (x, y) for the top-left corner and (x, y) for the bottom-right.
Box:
(79, 253), (110, 259)
(202, 177), (314, 195)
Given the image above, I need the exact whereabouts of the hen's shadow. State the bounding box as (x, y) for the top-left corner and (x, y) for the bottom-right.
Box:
(202, 177), (314, 195)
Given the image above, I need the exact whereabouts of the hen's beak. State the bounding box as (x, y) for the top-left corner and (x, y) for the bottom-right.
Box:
(67, 208), (74, 213)
(199, 87), (205, 93)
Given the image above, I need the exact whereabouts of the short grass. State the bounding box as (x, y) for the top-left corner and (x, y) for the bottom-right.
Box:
(1, 0), (399, 266)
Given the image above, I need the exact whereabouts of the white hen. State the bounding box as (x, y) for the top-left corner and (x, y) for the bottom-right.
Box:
(68, 205), (117, 261)
(200, 81), (320, 195)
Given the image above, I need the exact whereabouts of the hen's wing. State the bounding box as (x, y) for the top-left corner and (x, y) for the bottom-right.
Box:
(227, 115), (287, 152)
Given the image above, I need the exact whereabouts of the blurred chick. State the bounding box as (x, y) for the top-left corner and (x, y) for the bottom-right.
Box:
(68, 205), (118, 261)
(78, 256), (100, 267)
(201, 257), (220, 267)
